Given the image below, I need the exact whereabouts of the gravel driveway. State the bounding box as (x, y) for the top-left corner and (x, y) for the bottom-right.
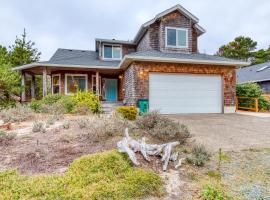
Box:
(169, 114), (270, 152)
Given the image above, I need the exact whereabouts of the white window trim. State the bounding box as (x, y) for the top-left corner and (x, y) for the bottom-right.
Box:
(165, 27), (188, 48)
(91, 75), (102, 95)
(65, 74), (88, 95)
(51, 74), (61, 94)
(102, 44), (122, 60)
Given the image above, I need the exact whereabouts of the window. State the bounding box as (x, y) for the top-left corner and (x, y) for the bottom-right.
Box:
(52, 74), (60, 94)
(166, 27), (188, 48)
(65, 74), (88, 95)
(103, 44), (122, 60)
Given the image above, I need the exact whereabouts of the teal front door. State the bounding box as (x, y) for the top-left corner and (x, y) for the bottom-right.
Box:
(105, 79), (117, 101)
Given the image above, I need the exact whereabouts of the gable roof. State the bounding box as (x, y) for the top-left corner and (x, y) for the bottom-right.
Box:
(133, 4), (206, 44)
(237, 61), (270, 83)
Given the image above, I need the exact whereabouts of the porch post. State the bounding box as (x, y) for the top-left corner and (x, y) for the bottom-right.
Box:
(42, 67), (47, 97)
(96, 71), (99, 95)
(31, 75), (36, 99)
(21, 72), (26, 102)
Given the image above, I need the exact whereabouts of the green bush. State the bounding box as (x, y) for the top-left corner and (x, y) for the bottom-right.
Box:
(42, 94), (63, 105)
(116, 106), (138, 120)
(0, 150), (162, 200)
(202, 185), (228, 200)
(29, 92), (101, 114)
(72, 91), (101, 113)
(236, 83), (270, 111)
(186, 144), (210, 167)
(58, 96), (76, 113)
(29, 100), (42, 112)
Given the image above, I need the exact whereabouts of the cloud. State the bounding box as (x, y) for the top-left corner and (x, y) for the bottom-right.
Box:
(0, 0), (269, 60)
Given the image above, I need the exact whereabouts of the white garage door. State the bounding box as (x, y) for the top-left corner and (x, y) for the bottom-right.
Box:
(149, 73), (222, 114)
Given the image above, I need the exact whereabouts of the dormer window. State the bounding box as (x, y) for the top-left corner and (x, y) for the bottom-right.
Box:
(103, 44), (122, 60)
(165, 27), (188, 48)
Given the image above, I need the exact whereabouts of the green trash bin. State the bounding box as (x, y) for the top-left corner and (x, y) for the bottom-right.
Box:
(138, 99), (149, 115)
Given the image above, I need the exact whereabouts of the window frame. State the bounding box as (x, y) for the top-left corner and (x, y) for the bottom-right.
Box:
(102, 44), (122, 60)
(51, 74), (61, 94)
(65, 74), (88, 95)
(165, 27), (189, 48)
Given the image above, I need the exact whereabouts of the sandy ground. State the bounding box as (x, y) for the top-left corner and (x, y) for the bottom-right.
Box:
(169, 114), (270, 152)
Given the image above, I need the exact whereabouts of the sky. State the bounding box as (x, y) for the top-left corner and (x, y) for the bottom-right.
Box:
(0, 0), (270, 61)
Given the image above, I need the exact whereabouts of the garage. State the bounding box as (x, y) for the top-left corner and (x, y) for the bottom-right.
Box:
(149, 73), (223, 114)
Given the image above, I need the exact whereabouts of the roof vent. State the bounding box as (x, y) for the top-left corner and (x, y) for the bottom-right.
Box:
(256, 65), (270, 72)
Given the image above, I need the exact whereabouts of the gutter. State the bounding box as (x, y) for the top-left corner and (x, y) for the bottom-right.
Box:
(118, 55), (250, 69)
(13, 63), (120, 71)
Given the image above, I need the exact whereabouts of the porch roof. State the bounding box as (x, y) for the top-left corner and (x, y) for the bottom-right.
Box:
(13, 48), (120, 71)
(14, 49), (250, 72)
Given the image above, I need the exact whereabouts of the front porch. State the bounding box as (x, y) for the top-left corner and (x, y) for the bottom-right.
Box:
(19, 65), (124, 102)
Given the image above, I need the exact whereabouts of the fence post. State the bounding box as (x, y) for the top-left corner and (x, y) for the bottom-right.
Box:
(236, 96), (238, 111)
(255, 98), (259, 112)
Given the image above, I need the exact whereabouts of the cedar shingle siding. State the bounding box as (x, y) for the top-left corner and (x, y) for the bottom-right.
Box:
(137, 11), (198, 54)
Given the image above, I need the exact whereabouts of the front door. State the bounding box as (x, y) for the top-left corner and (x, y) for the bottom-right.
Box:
(105, 79), (117, 102)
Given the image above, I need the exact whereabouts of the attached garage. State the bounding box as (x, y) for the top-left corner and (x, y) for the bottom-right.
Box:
(149, 73), (223, 114)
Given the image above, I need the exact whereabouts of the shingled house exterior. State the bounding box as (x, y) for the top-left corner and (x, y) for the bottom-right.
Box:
(14, 4), (248, 114)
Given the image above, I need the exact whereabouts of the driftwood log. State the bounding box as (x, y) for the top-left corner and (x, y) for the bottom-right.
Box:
(117, 128), (180, 171)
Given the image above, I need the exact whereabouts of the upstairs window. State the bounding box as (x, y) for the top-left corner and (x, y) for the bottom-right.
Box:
(103, 44), (122, 60)
(166, 27), (188, 48)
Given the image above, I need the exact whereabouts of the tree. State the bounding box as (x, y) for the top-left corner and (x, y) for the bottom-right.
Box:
(217, 36), (257, 61)
(251, 47), (270, 65)
(0, 64), (22, 108)
(0, 45), (9, 65)
(9, 29), (41, 67)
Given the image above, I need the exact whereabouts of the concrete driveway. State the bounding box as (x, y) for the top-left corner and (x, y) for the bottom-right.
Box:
(169, 114), (270, 152)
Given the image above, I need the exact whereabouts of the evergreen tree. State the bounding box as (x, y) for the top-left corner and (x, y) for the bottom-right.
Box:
(9, 29), (41, 66)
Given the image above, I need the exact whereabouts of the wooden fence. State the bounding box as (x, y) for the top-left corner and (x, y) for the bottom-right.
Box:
(236, 96), (259, 112)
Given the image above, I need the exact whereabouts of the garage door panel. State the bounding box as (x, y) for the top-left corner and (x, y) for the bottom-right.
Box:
(149, 73), (222, 114)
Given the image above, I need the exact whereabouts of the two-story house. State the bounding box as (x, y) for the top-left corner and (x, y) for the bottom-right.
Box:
(14, 4), (248, 114)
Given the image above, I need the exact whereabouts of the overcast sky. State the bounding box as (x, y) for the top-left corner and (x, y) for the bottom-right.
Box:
(0, 0), (270, 60)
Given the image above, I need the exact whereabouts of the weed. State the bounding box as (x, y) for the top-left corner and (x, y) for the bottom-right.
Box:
(76, 118), (89, 129)
(206, 170), (221, 180)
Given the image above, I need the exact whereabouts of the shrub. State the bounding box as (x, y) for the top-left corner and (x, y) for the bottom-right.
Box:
(75, 103), (90, 115)
(42, 94), (63, 105)
(116, 106), (138, 120)
(186, 144), (210, 167)
(137, 111), (190, 143)
(236, 83), (270, 111)
(72, 91), (101, 113)
(32, 121), (45, 133)
(0, 129), (16, 145)
(29, 100), (42, 112)
(76, 118), (89, 129)
(0, 104), (33, 123)
(0, 150), (162, 200)
(202, 185), (227, 200)
(136, 111), (161, 130)
(41, 102), (66, 115)
(58, 96), (76, 113)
